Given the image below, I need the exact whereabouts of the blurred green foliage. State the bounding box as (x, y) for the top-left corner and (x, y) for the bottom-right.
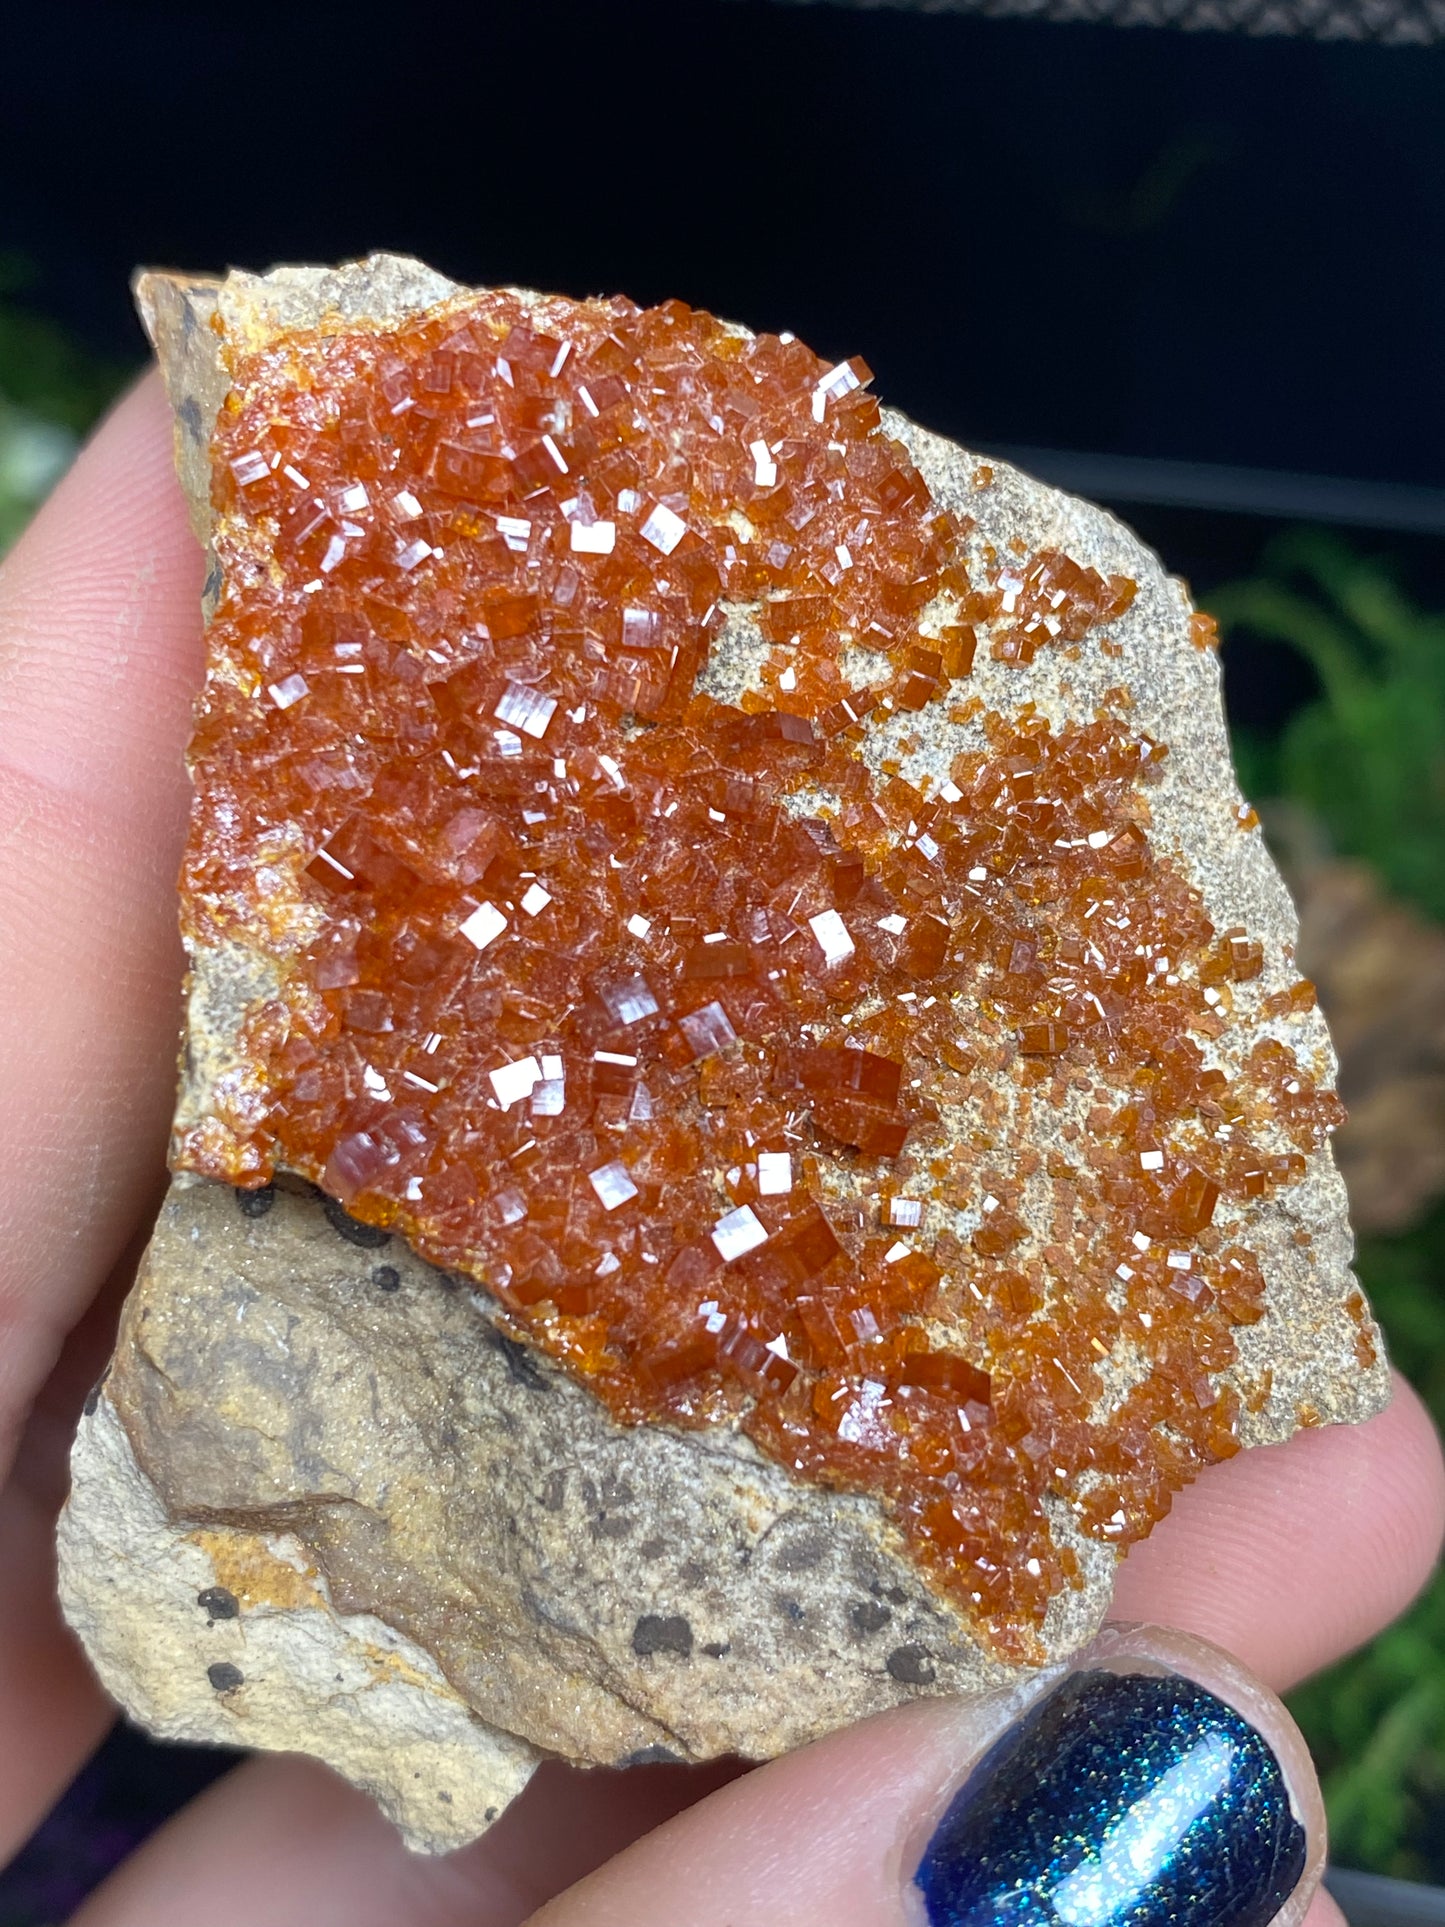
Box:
(1287, 1203), (1445, 1882)
(1208, 539), (1445, 1881)
(1212, 531), (1445, 923)
(0, 398), (72, 552)
(0, 255), (124, 551)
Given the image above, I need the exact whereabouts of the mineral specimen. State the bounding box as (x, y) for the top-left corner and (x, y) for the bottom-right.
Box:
(59, 256), (1387, 1848)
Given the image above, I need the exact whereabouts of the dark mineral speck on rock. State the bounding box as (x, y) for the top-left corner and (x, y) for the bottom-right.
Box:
(321, 1193), (391, 1249)
(486, 1329), (549, 1390)
(850, 1599), (892, 1636)
(887, 1643), (937, 1686)
(632, 1615), (694, 1659)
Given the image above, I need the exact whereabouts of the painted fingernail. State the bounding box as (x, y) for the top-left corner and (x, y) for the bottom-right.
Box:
(915, 1668), (1308, 1927)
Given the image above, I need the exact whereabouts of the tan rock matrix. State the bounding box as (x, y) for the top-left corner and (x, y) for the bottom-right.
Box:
(59, 256), (1386, 1851)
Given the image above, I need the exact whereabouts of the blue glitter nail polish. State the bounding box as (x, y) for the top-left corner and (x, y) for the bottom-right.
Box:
(915, 1670), (1306, 1927)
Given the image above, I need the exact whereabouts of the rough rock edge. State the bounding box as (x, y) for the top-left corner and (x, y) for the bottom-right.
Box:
(59, 1396), (539, 1853)
(134, 256), (462, 550)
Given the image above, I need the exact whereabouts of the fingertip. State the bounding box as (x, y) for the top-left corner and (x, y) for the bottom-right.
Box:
(533, 1627), (1325, 1927)
(52, 364), (179, 504)
(2, 365), (190, 591)
(0, 360), (205, 1476)
(1307, 1891), (1350, 1927)
(1113, 1370), (1445, 1690)
(0, 363), (203, 817)
(1359, 1371), (1445, 1587)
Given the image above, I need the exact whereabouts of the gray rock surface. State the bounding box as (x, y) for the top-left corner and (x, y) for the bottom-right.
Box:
(59, 255), (1389, 1851)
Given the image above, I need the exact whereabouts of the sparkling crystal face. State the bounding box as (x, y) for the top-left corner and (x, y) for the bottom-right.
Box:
(180, 288), (1351, 1658)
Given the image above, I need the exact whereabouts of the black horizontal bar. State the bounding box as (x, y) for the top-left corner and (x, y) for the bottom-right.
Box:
(1326, 1867), (1445, 1927)
(984, 445), (1445, 535)
(755, 0), (1445, 44)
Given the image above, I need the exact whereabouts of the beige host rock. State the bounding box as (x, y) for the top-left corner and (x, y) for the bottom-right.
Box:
(59, 257), (1388, 1852)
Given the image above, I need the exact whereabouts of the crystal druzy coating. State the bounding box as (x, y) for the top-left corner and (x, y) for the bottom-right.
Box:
(181, 287), (1347, 1657)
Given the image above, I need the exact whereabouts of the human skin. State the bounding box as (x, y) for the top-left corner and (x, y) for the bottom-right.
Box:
(0, 374), (1440, 1927)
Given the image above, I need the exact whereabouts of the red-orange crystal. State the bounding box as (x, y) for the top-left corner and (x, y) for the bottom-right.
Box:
(181, 288), (1343, 1660)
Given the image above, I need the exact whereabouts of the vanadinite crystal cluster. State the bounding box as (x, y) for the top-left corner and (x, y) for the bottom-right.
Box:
(177, 280), (1362, 1663)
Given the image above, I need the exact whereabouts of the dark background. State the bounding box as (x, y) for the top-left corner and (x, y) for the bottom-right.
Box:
(3, 0), (1444, 490)
(6, 0), (1444, 728)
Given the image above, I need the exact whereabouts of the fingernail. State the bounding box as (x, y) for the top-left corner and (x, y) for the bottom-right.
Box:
(915, 1667), (1308, 1927)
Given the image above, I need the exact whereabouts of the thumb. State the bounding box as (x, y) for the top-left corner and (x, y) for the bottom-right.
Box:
(533, 1623), (1327, 1927)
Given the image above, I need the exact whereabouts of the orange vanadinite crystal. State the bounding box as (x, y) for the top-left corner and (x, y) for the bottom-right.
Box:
(181, 288), (1343, 1659)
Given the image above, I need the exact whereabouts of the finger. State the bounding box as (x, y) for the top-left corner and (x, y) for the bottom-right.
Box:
(0, 1476), (113, 1865)
(72, 1625), (1325, 1927)
(1112, 1371), (1445, 1691)
(0, 372), (202, 1478)
(0, 1231), (153, 1862)
(533, 1625), (1324, 1927)
(1311, 1895), (1349, 1927)
(66, 1751), (743, 1927)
